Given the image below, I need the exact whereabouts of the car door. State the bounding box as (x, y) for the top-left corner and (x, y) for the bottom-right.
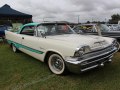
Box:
(19, 25), (45, 61)
(36, 24), (58, 56)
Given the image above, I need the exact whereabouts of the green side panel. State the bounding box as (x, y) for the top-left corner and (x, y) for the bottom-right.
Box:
(18, 44), (44, 54)
(7, 40), (44, 54)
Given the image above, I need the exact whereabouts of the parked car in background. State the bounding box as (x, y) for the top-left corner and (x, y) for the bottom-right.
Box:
(0, 25), (7, 38)
(73, 24), (120, 43)
(5, 22), (119, 75)
(107, 24), (120, 31)
(0, 25), (12, 39)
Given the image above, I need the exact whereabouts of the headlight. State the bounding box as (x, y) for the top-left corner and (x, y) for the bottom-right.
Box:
(74, 45), (91, 57)
(112, 40), (120, 49)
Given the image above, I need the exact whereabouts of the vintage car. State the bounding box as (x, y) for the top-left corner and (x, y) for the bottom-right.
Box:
(5, 22), (119, 75)
(107, 24), (120, 31)
(73, 24), (120, 43)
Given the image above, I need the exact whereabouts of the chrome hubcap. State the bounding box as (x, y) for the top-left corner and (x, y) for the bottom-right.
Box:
(51, 57), (63, 71)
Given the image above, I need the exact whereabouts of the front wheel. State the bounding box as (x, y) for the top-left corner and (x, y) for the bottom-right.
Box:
(48, 54), (67, 75)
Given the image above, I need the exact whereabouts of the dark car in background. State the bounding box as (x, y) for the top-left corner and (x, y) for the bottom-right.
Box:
(0, 25), (12, 39)
(73, 24), (120, 43)
(107, 24), (120, 31)
(0, 25), (7, 38)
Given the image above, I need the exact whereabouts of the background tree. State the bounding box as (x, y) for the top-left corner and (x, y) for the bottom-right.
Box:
(86, 21), (90, 24)
(109, 14), (120, 24)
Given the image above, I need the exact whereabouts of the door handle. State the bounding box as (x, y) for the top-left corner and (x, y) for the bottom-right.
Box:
(22, 37), (24, 39)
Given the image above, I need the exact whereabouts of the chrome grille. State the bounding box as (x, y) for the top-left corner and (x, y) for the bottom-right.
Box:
(79, 45), (114, 60)
(79, 45), (116, 71)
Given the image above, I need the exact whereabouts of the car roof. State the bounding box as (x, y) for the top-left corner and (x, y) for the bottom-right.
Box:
(41, 21), (69, 25)
(23, 22), (69, 27)
(81, 24), (96, 25)
(23, 23), (40, 27)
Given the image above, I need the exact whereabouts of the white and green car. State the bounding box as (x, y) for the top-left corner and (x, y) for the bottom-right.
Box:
(5, 22), (119, 75)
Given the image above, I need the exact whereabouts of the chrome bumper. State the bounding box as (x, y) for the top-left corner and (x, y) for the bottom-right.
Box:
(65, 46), (118, 73)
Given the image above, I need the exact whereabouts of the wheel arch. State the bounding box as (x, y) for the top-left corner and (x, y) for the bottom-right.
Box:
(44, 50), (65, 64)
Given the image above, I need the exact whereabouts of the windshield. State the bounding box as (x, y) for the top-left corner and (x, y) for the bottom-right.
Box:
(37, 24), (75, 36)
(99, 24), (110, 32)
(73, 25), (96, 33)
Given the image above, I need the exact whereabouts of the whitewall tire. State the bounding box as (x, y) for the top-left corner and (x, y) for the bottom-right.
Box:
(48, 54), (66, 75)
(12, 44), (18, 53)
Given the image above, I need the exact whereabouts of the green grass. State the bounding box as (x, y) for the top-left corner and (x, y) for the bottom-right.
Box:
(0, 42), (120, 90)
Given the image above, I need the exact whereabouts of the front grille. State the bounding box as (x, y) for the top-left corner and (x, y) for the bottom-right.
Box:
(80, 45), (114, 61)
(79, 45), (116, 71)
(82, 49), (115, 64)
(80, 56), (109, 71)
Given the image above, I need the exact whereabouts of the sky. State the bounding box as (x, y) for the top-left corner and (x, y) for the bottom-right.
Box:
(0, 0), (120, 23)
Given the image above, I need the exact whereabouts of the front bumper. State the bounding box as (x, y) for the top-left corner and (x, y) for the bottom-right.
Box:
(65, 45), (118, 73)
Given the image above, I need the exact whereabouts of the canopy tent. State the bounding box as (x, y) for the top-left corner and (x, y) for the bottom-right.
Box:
(0, 4), (32, 24)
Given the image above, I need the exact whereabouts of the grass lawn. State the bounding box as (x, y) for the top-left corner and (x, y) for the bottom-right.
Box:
(0, 42), (120, 90)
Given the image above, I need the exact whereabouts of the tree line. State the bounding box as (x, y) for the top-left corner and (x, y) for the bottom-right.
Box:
(86, 14), (120, 24)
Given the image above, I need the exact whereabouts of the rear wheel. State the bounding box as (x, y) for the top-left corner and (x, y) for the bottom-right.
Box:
(12, 44), (19, 53)
(48, 53), (66, 75)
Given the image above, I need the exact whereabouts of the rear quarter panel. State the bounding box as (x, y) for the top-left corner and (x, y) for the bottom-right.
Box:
(5, 31), (22, 45)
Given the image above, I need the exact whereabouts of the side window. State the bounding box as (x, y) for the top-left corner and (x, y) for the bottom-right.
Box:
(37, 25), (48, 37)
(37, 25), (56, 36)
(38, 25), (47, 33)
(20, 26), (35, 36)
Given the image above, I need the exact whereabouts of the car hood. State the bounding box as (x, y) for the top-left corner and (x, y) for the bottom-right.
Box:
(47, 34), (112, 50)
